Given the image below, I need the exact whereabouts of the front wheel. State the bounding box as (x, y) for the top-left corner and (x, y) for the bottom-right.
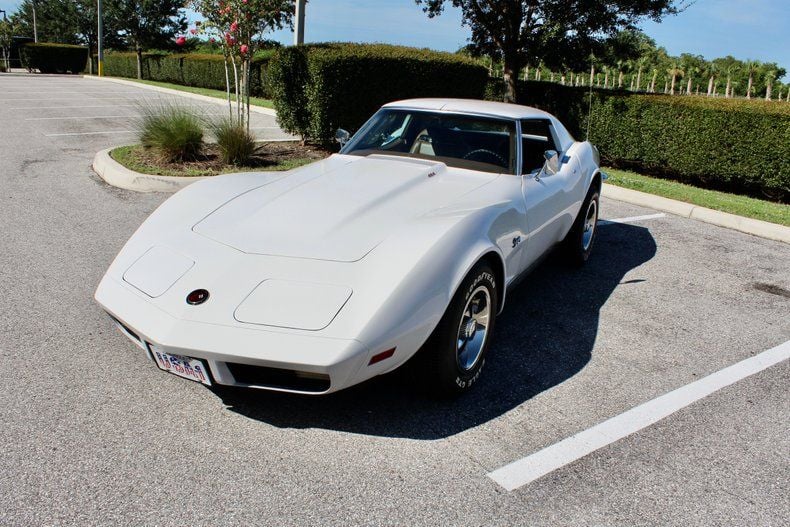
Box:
(415, 262), (498, 396)
(563, 186), (600, 266)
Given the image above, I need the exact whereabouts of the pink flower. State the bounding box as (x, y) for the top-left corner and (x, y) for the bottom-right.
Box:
(175, 36), (186, 46)
(230, 21), (239, 32)
(209, 37), (216, 43)
(240, 44), (249, 54)
(224, 33), (236, 45)
(189, 28), (197, 35)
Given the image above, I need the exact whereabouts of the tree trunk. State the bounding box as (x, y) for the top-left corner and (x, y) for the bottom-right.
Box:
(747, 72), (753, 99)
(560, 73), (565, 85)
(618, 70), (624, 88)
(766, 79), (772, 100)
(686, 77), (692, 95)
(726, 75), (732, 98)
(707, 76), (714, 96)
(650, 71), (657, 92)
(136, 45), (143, 80)
(670, 74), (676, 95)
(636, 66), (643, 91)
(502, 54), (519, 103)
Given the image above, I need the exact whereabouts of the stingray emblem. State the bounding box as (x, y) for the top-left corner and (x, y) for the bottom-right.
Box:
(512, 236), (522, 248)
(186, 289), (210, 305)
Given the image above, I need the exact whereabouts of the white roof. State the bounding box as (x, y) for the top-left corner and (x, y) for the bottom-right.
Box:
(382, 98), (554, 120)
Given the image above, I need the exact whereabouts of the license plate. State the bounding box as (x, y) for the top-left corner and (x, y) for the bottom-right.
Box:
(149, 345), (212, 386)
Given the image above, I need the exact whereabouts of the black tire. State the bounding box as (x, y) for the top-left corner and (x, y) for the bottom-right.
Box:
(415, 262), (498, 396)
(563, 185), (600, 266)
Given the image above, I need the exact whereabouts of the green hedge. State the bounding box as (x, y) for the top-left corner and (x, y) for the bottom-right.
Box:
(102, 52), (273, 98)
(20, 43), (88, 74)
(268, 43), (490, 144)
(487, 79), (790, 201)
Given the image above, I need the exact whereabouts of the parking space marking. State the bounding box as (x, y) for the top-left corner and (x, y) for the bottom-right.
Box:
(599, 213), (666, 226)
(26, 116), (130, 121)
(487, 338), (790, 492)
(9, 105), (142, 110)
(44, 130), (135, 137)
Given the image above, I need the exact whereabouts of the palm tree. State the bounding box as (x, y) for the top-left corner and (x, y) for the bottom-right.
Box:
(765, 70), (775, 100)
(725, 69), (733, 98)
(667, 62), (683, 95)
(746, 61), (758, 99)
(706, 63), (717, 97)
(650, 68), (658, 92)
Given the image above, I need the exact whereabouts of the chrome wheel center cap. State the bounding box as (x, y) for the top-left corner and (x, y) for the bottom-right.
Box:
(463, 318), (477, 339)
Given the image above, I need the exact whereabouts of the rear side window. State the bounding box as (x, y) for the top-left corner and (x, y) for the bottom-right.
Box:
(521, 119), (558, 174)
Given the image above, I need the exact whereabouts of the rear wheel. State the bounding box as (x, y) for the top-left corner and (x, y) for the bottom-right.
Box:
(416, 262), (498, 396)
(563, 186), (600, 266)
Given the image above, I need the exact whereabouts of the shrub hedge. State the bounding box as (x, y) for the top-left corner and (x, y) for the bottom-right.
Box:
(20, 43), (89, 74)
(268, 43), (490, 144)
(102, 51), (274, 98)
(486, 79), (789, 201)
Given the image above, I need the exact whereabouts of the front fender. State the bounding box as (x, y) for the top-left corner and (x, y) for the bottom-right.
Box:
(351, 204), (510, 376)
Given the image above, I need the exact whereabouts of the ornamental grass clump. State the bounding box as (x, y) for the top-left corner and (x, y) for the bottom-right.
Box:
(209, 117), (258, 166)
(137, 102), (205, 162)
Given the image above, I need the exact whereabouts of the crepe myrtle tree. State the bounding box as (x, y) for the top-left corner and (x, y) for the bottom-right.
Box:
(416, 0), (685, 103)
(0, 18), (17, 71)
(189, 0), (296, 130)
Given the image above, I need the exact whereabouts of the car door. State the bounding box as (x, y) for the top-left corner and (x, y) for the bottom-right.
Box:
(519, 119), (579, 270)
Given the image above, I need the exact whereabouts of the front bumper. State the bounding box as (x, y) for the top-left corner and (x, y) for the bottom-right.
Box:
(96, 276), (370, 394)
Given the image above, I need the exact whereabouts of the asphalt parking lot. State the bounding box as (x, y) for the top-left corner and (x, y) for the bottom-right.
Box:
(1, 74), (788, 526)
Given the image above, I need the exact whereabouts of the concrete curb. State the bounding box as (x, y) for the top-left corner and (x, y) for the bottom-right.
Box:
(93, 147), (209, 193)
(602, 184), (790, 244)
(85, 75), (278, 117)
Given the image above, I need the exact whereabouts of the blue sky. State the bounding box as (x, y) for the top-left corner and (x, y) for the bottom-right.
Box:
(2, 0), (788, 70)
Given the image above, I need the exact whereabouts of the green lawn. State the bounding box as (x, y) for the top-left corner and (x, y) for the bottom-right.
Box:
(109, 77), (275, 109)
(110, 145), (313, 178)
(604, 167), (790, 227)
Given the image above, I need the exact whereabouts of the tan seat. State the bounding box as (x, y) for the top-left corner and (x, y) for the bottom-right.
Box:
(410, 129), (435, 157)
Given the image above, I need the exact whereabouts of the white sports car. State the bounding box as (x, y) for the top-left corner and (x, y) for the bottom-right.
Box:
(96, 99), (603, 395)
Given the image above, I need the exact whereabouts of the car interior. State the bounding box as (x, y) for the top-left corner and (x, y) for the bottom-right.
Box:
(347, 111), (518, 174)
(521, 119), (559, 174)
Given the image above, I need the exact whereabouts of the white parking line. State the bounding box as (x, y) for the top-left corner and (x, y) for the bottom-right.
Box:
(487, 339), (790, 492)
(10, 105), (141, 110)
(1, 97), (164, 101)
(26, 116), (129, 121)
(599, 213), (666, 226)
(44, 130), (135, 137)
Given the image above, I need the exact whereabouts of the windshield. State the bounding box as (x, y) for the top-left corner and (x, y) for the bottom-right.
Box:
(343, 109), (517, 174)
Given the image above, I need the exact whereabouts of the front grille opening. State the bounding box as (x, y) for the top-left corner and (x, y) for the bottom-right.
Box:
(226, 363), (330, 393)
(108, 313), (140, 342)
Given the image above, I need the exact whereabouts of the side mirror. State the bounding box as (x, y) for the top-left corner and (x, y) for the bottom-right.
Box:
(335, 128), (350, 148)
(542, 150), (560, 176)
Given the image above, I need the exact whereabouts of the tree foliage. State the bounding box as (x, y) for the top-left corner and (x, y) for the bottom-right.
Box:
(108, 0), (187, 78)
(416, 0), (685, 102)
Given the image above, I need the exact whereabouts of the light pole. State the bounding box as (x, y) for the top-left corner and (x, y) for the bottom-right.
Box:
(0, 9), (7, 72)
(294, 0), (305, 45)
(32, 0), (37, 42)
(97, 0), (104, 76)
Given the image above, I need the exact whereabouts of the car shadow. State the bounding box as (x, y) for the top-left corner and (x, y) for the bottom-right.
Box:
(210, 222), (657, 439)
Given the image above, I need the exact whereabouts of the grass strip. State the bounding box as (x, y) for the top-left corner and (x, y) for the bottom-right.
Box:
(107, 77), (275, 109)
(110, 144), (313, 178)
(604, 167), (789, 227)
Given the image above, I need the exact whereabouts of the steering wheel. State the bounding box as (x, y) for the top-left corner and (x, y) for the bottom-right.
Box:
(463, 148), (507, 167)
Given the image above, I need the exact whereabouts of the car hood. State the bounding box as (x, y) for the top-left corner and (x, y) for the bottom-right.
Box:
(193, 154), (495, 262)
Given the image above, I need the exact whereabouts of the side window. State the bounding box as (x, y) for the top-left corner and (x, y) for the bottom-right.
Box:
(521, 119), (558, 174)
